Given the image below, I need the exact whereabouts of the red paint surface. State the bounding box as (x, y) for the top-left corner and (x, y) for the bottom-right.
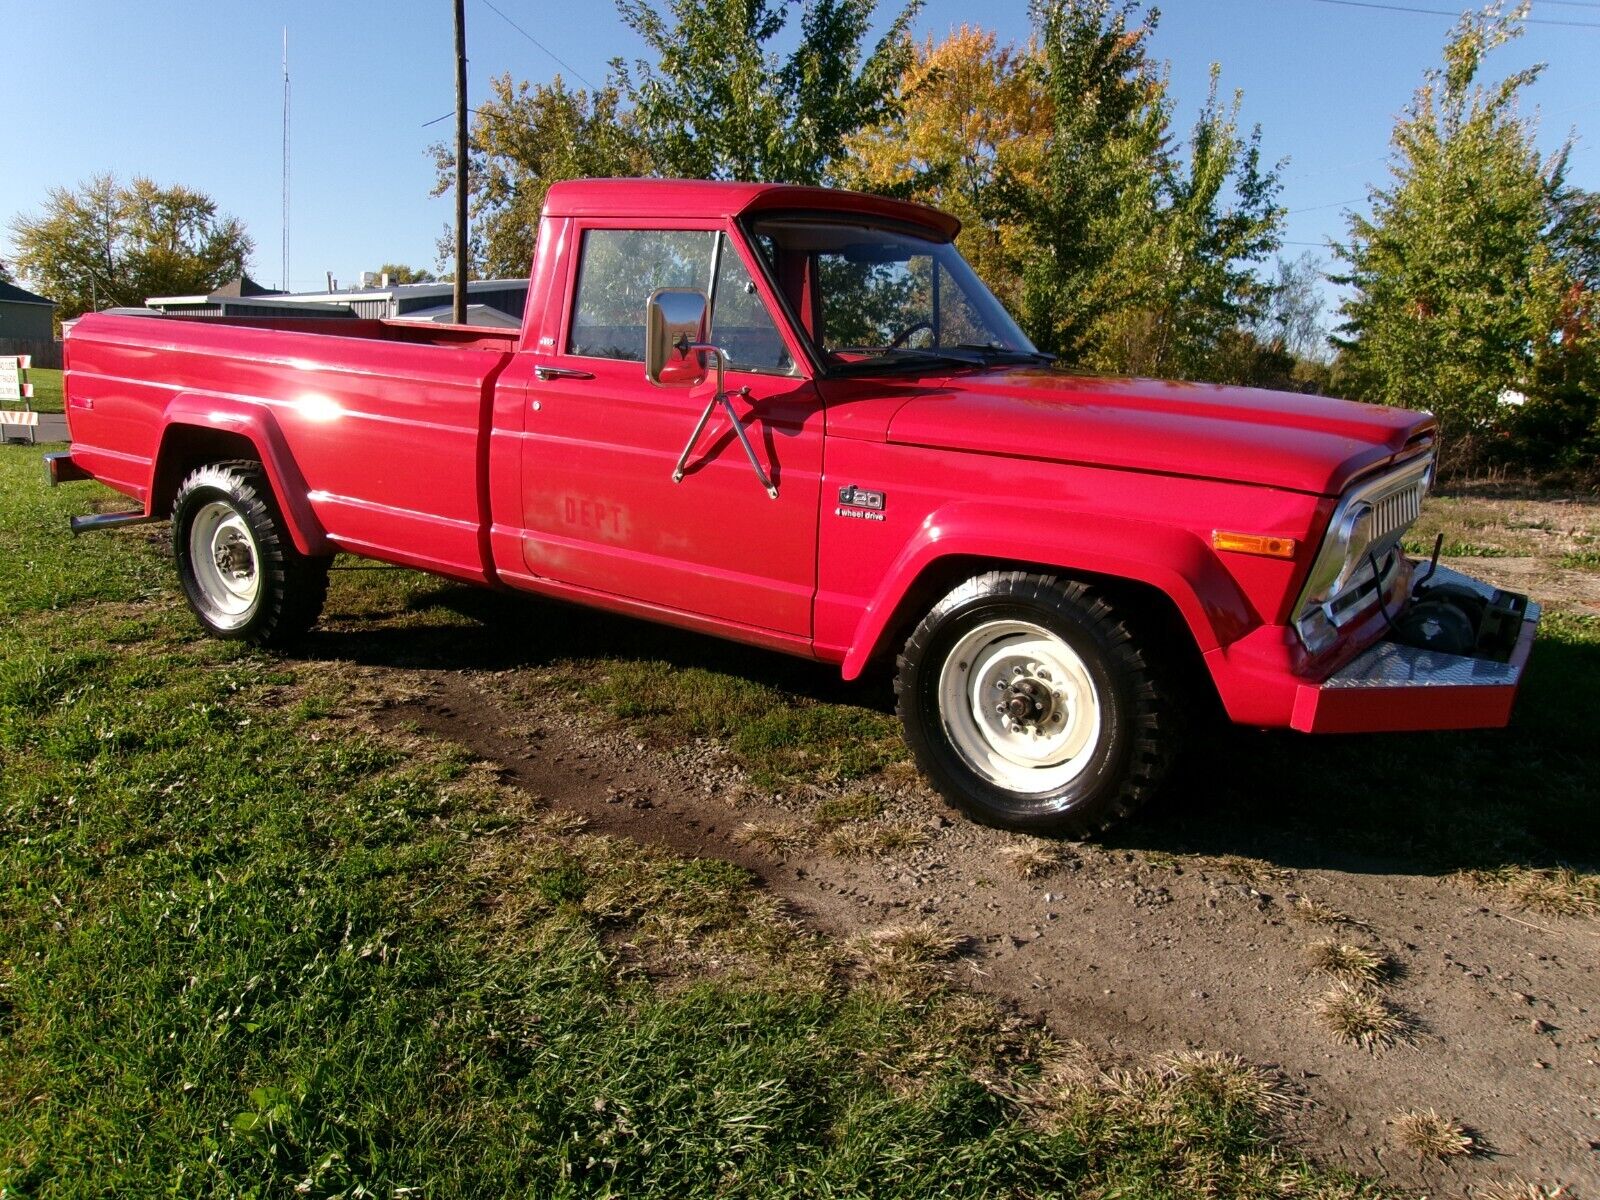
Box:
(58, 178), (1526, 734)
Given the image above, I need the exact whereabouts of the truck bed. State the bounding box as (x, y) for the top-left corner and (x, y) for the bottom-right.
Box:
(63, 311), (520, 583)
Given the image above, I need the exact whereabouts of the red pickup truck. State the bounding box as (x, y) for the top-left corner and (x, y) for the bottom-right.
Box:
(48, 178), (1538, 836)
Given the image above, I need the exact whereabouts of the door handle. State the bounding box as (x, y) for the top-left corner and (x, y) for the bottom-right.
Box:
(535, 365), (594, 382)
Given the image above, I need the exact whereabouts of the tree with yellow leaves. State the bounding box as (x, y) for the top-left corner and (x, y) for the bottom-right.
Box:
(837, 27), (1050, 314)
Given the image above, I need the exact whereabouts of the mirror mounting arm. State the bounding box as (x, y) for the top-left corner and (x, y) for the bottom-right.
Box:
(669, 345), (779, 501)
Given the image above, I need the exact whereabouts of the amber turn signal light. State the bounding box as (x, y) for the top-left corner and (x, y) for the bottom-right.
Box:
(1212, 531), (1298, 559)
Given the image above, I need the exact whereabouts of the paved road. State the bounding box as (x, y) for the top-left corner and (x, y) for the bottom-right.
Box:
(2, 411), (68, 444)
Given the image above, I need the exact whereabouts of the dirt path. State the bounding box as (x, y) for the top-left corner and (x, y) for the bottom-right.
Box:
(384, 666), (1599, 1196)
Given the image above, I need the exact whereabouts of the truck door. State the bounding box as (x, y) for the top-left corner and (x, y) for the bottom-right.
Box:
(520, 225), (823, 638)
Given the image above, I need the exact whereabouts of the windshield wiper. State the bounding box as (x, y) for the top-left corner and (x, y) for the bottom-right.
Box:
(831, 347), (987, 373)
(954, 342), (1058, 364)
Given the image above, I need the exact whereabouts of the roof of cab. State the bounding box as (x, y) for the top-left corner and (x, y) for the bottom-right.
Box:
(541, 178), (961, 240)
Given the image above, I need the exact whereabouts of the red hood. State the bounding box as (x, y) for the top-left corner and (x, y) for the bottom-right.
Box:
(876, 368), (1434, 496)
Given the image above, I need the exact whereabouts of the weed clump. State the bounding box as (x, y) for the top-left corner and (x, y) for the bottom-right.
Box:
(1474, 1183), (1571, 1199)
(998, 838), (1071, 879)
(1292, 895), (1360, 926)
(1392, 1108), (1474, 1159)
(1461, 866), (1599, 917)
(822, 823), (927, 859)
(1304, 940), (1390, 986)
(850, 921), (963, 981)
(735, 819), (814, 856)
(1315, 982), (1408, 1050)
(1157, 1050), (1287, 1115)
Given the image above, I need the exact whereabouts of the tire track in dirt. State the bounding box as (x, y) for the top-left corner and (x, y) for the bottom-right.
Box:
(391, 668), (1600, 1195)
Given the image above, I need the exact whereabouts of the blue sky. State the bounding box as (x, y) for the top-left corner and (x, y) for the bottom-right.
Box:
(3, 1), (1596, 298)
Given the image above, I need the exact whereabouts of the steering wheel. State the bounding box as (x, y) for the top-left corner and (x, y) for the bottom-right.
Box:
(886, 320), (934, 350)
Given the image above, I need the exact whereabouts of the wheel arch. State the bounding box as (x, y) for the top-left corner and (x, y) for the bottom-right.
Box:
(152, 398), (330, 556)
(838, 507), (1254, 700)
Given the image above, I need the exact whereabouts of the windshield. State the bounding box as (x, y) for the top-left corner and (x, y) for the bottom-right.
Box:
(745, 217), (1041, 371)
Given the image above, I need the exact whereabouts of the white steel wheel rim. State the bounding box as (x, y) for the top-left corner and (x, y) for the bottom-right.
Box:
(188, 500), (261, 628)
(937, 618), (1103, 795)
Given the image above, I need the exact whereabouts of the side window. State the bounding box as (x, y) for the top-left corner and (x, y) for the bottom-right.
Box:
(567, 229), (714, 361)
(711, 236), (794, 374)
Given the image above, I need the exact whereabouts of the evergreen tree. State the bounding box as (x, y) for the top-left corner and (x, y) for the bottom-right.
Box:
(995, 1), (1282, 377)
(612, 0), (919, 185)
(1333, 3), (1584, 466)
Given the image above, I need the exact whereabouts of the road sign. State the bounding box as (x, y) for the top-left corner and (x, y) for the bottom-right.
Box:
(0, 354), (36, 444)
(0, 355), (34, 400)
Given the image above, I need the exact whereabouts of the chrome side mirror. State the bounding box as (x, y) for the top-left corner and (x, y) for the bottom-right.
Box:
(647, 287), (778, 500)
(645, 288), (709, 388)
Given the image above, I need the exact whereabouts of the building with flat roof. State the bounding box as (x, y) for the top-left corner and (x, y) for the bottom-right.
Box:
(147, 276), (528, 326)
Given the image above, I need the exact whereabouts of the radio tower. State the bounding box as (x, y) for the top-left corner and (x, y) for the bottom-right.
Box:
(281, 28), (291, 292)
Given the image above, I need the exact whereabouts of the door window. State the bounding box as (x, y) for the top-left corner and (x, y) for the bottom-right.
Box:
(567, 228), (793, 374)
(568, 229), (713, 362)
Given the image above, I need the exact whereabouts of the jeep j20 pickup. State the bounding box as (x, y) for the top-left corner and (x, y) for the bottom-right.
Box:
(47, 179), (1539, 836)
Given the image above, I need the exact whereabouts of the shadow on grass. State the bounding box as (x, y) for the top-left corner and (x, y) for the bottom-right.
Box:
(1115, 632), (1600, 876)
(302, 576), (1599, 880)
(304, 578), (892, 708)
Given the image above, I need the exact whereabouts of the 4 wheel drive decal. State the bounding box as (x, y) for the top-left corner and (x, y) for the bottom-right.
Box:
(836, 484), (886, 522)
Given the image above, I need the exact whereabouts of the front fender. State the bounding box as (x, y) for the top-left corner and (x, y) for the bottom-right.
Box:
(839, 502), (1257, 680)
(155, 394), (331, 557)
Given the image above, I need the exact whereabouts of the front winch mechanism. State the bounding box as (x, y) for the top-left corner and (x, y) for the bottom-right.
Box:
(1392, 535), (1529, 661)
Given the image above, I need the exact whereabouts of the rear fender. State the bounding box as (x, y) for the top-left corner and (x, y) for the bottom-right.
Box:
(154, 395), (331, 557)
(839, 502), (1256, 680)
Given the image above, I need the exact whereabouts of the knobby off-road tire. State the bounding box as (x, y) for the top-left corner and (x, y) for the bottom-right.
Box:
(896, 572), (1181, 837)
(172, 461), (330, 647)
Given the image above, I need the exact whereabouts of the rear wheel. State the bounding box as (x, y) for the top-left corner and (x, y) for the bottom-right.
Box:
(172, 461), (329, 646)
(896, 572), (1179, 837)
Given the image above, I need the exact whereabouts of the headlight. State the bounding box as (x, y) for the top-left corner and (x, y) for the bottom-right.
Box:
(1292, 455), (1433, 652)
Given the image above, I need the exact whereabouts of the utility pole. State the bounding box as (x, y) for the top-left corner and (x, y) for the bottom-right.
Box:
(452, 0), (468, 325)
(282, 28), (291, 293)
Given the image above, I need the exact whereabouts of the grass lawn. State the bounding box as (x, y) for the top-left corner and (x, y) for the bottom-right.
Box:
(13, 366), (62, 414)
(0, 442), (1385, 1197)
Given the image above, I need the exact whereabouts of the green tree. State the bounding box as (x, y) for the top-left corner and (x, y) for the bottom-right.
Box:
(1333, 3), (1583, 467)
(612, 0), (920, 184)
(999, 1), (1282, 377)
(0, 259), (13, 284)
(433, 74), (650, 279)
(9, 174), (251, 325)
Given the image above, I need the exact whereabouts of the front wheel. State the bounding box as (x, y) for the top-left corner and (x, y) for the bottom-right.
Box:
(172, 461), (329, 646)
(896, 572), (1179, 837)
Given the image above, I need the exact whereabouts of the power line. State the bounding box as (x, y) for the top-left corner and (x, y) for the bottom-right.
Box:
(477, 0), (594, 88)
(421, 0), (596, 131)
(1287, 197), (1367, 214)
(1298, 0), (1600, 27)
(422, 104), (517, 129)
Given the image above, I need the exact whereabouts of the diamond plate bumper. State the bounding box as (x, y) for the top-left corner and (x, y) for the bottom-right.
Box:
(1290, 566), (1540, 734)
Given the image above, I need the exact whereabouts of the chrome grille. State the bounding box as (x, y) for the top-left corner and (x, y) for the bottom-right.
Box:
(1293, 452), (1435, 650)
(1366, 476), (1424, 556)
